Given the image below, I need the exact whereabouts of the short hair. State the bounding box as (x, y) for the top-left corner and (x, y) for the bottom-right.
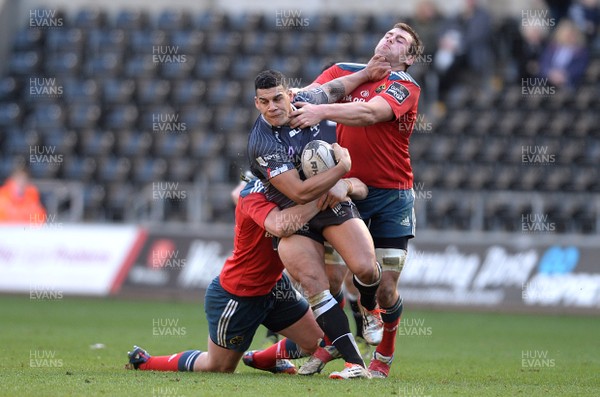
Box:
(394, 22), (424, 67)
(255, 70), (287, 91)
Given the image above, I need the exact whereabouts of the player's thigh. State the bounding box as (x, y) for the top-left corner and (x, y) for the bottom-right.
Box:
(278, 234), (328, 296)
(322, 218), (377, 280)
(194, 337), (243, 373)
(204, 277), (266, 353)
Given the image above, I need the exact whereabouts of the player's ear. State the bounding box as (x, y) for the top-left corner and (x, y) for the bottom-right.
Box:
(254, 96), (260, 110)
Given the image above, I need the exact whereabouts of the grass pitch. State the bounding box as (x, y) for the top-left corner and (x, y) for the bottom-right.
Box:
(1, 295), (599, 397)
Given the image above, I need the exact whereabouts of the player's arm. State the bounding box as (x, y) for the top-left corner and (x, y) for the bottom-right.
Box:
(290, 96), (395, 129)
(318, 177), (369, 209)
(294, 55), (390, 105)
(263, 201), (320, 237)
(269, 143), (351, 205)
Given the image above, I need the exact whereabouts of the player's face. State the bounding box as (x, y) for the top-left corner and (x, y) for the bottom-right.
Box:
(255, 86), (293, 127)
(374, 28), (415, 69)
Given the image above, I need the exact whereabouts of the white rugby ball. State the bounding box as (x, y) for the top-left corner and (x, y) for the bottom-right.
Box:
(301, 140), (337, 178)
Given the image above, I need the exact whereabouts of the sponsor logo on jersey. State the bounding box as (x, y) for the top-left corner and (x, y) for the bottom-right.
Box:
(385, 82), (410, 104)
(375, 83), (387, 93)
(289, 128), (301, 138)
(267, 165), (290, 179)
(360, 90), (370, 98)
(400, 216), (411, 226)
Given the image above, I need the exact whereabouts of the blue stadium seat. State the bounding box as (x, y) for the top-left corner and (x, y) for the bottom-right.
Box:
(23, 103), (65, 130)
(167, 157), (197, 181)
(0, 102), (22, 127)
(12, 28), (43, 51)
(61, 78), (100, 104)
(240, 32), (279, 55)
(171, 79), (206, 106)
(80, 130), (115, 157)
(102, 78), (135, 105)
(67, 103), (102, 129)
(114, 9), (149, 30)
(84, 52), (121, 77)
(132, 158), (167, 184)
(116, 131), (152, 158)
(179, 106), (213, 132)
(73, 8), (106, 29)
(129, 30), (167, 53)
(154, 133), (190, 159)
(205, 31), (242, 55)
(154, 9), (191, 30)
(97, 156), (131, 183)
(160, 55), (195, 79)
(45, 28), (84, 53)
(193, 10), (228, 32)
(123, 54), (158, 78)
(103, 105), (138, 130)
(194, 55), (231, 79)
(61, 155), (97, 182)
(9, 51), (41, 76)
(136, 79), (171, 105)
(170, 30), (205, 55)
(229, 55), (267, 80)
(45, 52), (80, 76)
(86, 28), (127, 55)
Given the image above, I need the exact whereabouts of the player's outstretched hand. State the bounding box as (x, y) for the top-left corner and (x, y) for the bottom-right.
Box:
(365, 54), (391, 81)
(332, 143), (351, 173)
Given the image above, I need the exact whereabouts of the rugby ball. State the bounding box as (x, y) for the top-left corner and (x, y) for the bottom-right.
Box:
(301, 140), (337, 178)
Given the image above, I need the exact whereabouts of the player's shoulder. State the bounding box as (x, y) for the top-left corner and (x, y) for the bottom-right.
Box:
(334, 62), (367, 73)
(239, 178), (265, 199)
(388, 70), (420, 89)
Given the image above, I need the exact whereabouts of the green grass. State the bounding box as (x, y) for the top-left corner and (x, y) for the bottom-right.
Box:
(1, 295), (599, 397)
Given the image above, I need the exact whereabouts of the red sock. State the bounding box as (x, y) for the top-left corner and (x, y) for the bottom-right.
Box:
(376, 317), (400, 358)
(139, 353), (183, 371)
(251, 339), (287, 368)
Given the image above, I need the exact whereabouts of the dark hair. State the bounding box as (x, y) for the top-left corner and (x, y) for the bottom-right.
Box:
(394, 22), (424, 68)
(255, 70), (287, 91)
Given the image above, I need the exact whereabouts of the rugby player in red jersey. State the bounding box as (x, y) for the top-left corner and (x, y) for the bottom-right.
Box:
(290, 23), (423, 378)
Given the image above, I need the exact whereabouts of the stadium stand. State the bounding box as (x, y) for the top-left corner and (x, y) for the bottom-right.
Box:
(0, 6), (598, 232)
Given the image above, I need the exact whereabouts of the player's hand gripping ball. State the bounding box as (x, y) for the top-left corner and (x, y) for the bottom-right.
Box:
(301, 140), (337, 178)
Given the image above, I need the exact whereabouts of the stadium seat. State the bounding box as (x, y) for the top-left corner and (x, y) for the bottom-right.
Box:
(116, 131), (152, 158)
(86, 28), (127, 55)
(5, 128), (39, 155)
(154, 9), (191, 30)
(97, 156), (131, 183)
(205, 32), (242, 55)
(45, 52), (80, 76)
(124, 54), (158, 78)
(12, 28), (43, 51)
(129, 30), (167, 53)
(204, 80), (241, 106)
(61, 78), (100, 104)
(212, 106), (251, 133)
(23, 103), (65, 130)
(154, 133), (190, 159)
(45, 28), (85, 53)
(167, 157), (197, 182)
(194, 55), (231, 80)
(73, 8), (106, 29)
(170, 30), (205, 55)
(103, 105), (139, 131)
(171, 79), (206, 106)
(67, 103), (102, 129)
(114, 9), (149, 30)
(84, 52), (121, 77)
(102, 78), (136, 105)
(61, 155), (97, 182)
(160, 57), (196, 80)
(189, 131), (225, 160)
(132, 158), (168, 184)
(193, 10), (228, 32)
(0, 102), (22, 127)
(0, 77), (19, 101)
(279, 32), (316, 56)
(335, 14), (372, 33)
(82, 183), (106, 220)
(229, 12), (264, 32)
(179, 106), (213, 132)
(8, 51), (41, 76)
(240, 32), (279, 56)
(314, 32), (352, 57)
(80, 130), (115, 158)
(229, 55), (267, 81)
(136, 79), (171, 105)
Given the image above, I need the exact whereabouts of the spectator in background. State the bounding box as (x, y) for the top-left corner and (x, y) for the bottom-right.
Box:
(459, 0), (494, 86)
(0, 168), (46, 224)
(568, 0), (600, 44)
(545, 0), (574, 24)
(0, 167), (46, 224)
(515, 22), (549, 80)
(539, 19), (590, 89)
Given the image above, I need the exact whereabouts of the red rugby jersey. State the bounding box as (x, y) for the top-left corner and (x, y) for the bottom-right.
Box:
(314, 63), (421, 190)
